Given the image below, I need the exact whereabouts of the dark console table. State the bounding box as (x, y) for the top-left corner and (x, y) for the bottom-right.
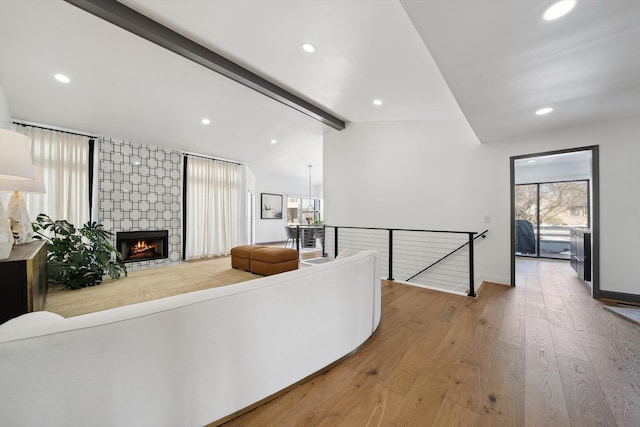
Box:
(0, 240), (48, 324)
(570, 227), (591, 282)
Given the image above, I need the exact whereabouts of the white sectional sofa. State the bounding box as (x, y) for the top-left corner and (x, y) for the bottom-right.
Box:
(0, 250), (381, 427)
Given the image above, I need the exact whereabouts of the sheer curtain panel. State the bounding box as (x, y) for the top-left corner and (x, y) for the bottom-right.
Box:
(17, 126), (90, 226)
(185, 155), (241, 260)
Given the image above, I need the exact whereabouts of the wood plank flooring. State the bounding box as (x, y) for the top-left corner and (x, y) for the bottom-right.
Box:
(220, 259), (640, 426)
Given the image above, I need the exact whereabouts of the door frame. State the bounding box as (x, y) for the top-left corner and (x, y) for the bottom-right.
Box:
(510, 145), (600, 298)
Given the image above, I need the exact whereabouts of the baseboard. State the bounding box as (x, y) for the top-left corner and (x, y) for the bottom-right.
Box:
(599, 290), (640, 305)
(476, 275), (510, 287)
(392, 278), (468, 297)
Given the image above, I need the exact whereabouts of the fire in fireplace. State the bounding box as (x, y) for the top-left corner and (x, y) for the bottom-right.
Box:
(129, 240), (159, 260)
(116, 230), (168, 263)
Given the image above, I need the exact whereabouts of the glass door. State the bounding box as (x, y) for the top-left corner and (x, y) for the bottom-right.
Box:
(539, 181), (589, 259)
(515, 180), (589, 259)
(515, 184), (538, 257)
(287, 196), (301, 225)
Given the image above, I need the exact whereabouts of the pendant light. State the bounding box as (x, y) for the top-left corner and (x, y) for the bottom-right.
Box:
(302, 165), (317, 225)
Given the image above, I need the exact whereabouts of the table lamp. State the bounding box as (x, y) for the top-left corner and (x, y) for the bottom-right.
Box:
(0, 128), (34, 259)
(0, 166), (46, 244)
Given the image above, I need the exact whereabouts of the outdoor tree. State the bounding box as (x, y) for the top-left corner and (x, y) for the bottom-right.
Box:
(515, 182), (588, 225)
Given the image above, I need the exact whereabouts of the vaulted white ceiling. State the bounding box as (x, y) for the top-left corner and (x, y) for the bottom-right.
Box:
(402, 0), (640, 143)
(1, 0), (638, 187)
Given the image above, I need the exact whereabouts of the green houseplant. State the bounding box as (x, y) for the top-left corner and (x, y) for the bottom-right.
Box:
(33, 214), (127, 289)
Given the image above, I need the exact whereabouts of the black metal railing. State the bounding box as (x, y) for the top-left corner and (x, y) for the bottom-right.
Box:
(290, 225), (326, 253)
(316, 225), (488, 298)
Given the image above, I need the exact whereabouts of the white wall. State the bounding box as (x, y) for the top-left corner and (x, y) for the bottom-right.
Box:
(255, 178), (289, 243)
(324, 119), (506, 285)
(254, 174), (321, 243)
(0, 84), (11, 130)
(324, 116), (640, 295)
(0, 84), (12, 207)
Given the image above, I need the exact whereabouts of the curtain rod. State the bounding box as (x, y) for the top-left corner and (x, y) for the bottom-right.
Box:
(12, 122), (242, 167)
(182, 151), (243, 166)
(12, 120), (98, 139)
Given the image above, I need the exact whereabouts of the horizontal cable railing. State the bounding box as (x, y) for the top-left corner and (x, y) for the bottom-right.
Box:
(313, 225), (488, 297)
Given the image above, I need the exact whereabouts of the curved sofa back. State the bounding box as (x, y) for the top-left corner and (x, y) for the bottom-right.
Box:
(0, 250), (381, 427)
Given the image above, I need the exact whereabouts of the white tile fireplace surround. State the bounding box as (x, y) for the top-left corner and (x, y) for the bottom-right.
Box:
(98, 137), (182, 271)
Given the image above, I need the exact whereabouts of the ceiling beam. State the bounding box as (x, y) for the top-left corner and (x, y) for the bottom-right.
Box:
(63, 0), (346, 131)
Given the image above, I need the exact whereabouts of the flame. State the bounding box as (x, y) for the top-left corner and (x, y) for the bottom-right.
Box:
(129, 240), (158, 259)
(133, 240), (154, 253)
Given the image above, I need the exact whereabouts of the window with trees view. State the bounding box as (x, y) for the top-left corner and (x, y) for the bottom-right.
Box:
(515, 180), (589, 259)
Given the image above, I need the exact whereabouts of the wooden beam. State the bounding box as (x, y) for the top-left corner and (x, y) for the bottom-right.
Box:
(63, 0), (346, 130)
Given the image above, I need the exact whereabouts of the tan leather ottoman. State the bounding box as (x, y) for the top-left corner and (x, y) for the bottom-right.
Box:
(249, 247), (299, 276)
(230, 245), (268, 271)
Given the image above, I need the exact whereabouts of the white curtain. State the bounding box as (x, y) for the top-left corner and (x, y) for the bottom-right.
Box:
(17, 126), (90, 226)
(185, 155), (241, 259)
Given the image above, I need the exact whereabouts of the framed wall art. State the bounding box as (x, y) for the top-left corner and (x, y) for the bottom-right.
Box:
(261, 193), (283, 219)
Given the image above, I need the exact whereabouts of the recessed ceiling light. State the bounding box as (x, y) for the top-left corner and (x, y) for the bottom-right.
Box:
(301, 43), (316, 53)
(543, 0), (576, 20)
(536, 107), (554, 115)
(201, 118), (211, 125)
(373, 99), (382, 106)
(54, 74), (70, 83)
(270, 139), (277, 144)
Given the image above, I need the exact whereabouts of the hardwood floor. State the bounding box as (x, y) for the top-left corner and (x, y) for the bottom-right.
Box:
(220, 259), (640, 426)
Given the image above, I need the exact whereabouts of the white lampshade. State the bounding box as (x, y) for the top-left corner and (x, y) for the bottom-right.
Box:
(0, 166), (46, 193)
(0, 128), (34, 180)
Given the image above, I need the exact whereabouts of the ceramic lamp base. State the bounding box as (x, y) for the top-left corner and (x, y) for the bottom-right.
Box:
(6, 191), (33, 244)
(0, 199), (15, 259)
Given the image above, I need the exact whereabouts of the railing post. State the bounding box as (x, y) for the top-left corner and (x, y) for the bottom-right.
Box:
(334, 227), (339, 258)
(468, 232), (476, 297)
(321, 225), (326, 257)
(388, 229), (394, 281)
(296, 226), (300, 253)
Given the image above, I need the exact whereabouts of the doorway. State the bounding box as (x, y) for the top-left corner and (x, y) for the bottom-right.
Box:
(510, 146), (599, 297)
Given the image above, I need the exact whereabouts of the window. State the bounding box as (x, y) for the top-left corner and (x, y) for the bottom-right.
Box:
(287, 196), (322, 225)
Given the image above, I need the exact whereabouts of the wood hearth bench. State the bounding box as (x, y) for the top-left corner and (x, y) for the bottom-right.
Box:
(230, 245), (298, 275)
